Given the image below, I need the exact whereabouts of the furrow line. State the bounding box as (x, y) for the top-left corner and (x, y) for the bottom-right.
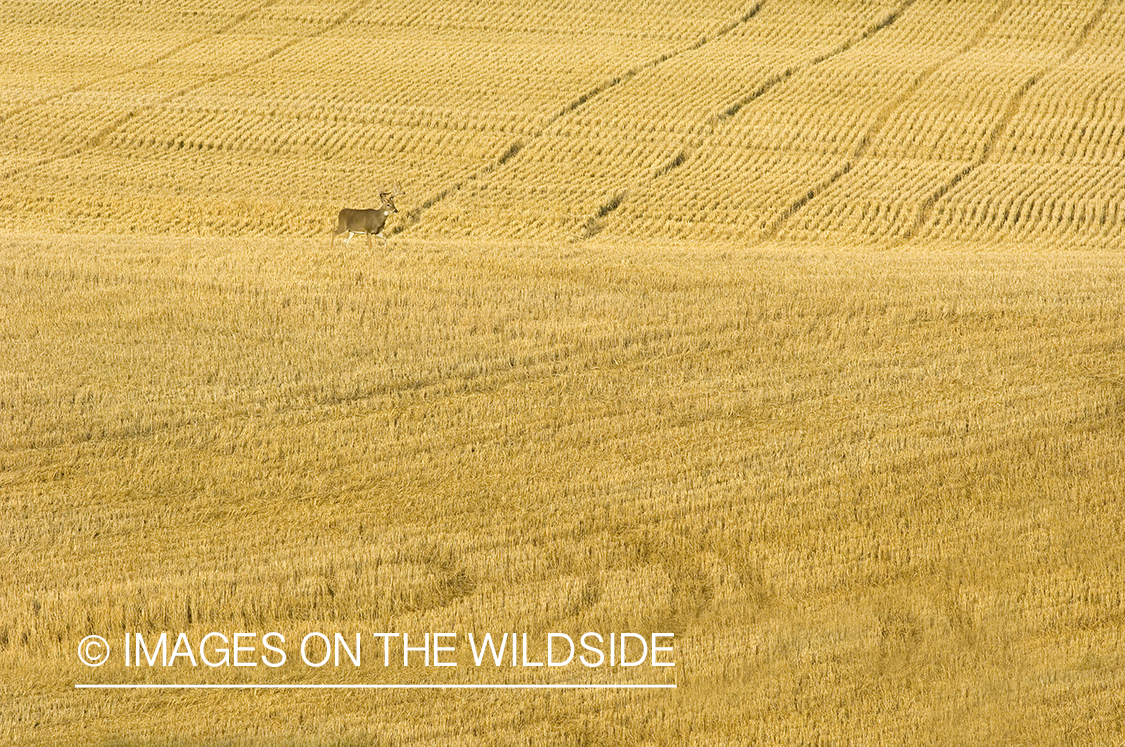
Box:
(0, 332), (690, 460)
(392, 1), (767, 236)
(0, 0), (372, 183)
(583, 0), (917, 239)
(0, 0), (283, 127)
(901, 0), (1110, 241)
(763, 0), (1015, 239)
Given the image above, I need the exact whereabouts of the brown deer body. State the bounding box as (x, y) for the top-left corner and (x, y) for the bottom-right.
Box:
(331, 187), (401, 248)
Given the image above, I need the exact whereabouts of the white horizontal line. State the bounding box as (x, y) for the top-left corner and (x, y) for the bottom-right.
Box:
(76, 683), (675, 690)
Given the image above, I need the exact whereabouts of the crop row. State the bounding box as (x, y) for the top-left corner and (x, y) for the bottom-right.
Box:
(1, 0), (1124, 244)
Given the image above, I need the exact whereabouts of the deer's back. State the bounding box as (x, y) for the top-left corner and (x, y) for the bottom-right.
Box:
(337, 208), (386, 233)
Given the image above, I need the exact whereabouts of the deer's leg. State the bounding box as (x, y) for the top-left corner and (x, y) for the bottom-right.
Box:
(344, 232), (354, 246)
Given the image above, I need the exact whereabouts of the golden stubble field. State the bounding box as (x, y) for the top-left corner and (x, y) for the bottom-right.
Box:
(3, 234), (1124, 744)
(2, 0), (1125, 744)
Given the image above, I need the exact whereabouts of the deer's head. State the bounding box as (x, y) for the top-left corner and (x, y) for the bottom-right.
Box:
(380, 184), (403, 213)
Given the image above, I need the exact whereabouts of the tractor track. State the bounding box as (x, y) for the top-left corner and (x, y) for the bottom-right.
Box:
(762, 0), (1015, 240)
(0, 0), (283, 128)
(900, 0), (1111, 241)
(0, 0), (373, 183)
(579, 0), (919, 240)
(392, 1), (768, 236)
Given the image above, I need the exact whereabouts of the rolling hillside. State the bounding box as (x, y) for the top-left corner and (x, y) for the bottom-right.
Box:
(2, 1), (1124, 745)
(1, 0), (1123, 244)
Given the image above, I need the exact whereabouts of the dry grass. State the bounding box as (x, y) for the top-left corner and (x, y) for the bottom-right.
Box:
(3, 234), (1124, 744)
(2, 0), (1125, 744)
(1, 0), (1123, 244)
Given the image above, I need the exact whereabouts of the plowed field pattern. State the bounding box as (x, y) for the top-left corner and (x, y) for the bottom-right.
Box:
(0, 0), (1121, 244)
(2, 2), (1124, 746)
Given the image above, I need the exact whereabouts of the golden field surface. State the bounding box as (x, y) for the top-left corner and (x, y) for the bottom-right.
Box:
(2, 0), (1125, 745)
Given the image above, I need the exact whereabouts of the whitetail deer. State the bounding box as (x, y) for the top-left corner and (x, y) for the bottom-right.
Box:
(331, 185), (403, 248)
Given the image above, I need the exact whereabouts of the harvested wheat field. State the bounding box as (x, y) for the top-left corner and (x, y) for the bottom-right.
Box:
(2, 0), (1124, 744)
